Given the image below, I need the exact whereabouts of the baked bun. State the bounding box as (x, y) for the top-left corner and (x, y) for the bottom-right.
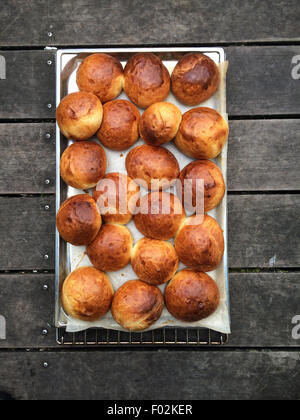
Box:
(171, 53), (220, 106)
(87, 224), (133, 272)
(93, 173), (140, 225)
(62, 266), (114, 321)
(56, 92), (103, 141)
(134, 192), (185, 240)
(76, 53), (124, 103)
(165, 270), (220, 322)
(175, 107), (229, 159)
(97, 100), (140, 151)
(126, 145), (180, 191)
(60, 141), (107, 190)
(111, 280), (164, 331)
(175, 215), (224, 272)
(56, 194), (102, 246)
(124, 53), (170, 109)
(179, 159), (225, 213)
(132, 238), (179, 285)
(139, 102), (182, 146)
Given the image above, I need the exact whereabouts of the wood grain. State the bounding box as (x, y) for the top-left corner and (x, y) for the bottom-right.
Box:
(0, 274), (55, 349)
(1, 47), (300, 119)
(228, 119), (300, 191)
(0, 51), (55, 119)
(0, 195), (298, 271)
(227, 46), (300, 116)
(0, 124), (56, 194)
(0, 273), (299, 349)
(228, 194), (300, 268)
(0, 196), (55, 271)
(0, 350), (299, 400)
(1, 120), (299, 194)
(0, 0), (299, 46)
(229, 272), (300, 347)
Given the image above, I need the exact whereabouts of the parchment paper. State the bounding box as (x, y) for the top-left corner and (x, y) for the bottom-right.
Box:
(60, 57), (231, 334)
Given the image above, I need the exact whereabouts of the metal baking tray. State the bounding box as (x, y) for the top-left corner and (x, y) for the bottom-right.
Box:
(55, 47), (230, 346)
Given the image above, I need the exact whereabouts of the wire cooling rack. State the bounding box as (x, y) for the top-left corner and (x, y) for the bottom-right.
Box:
(56, 327), (228, 346)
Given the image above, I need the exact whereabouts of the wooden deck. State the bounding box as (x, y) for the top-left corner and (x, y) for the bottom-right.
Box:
(0, 0), (299, 400)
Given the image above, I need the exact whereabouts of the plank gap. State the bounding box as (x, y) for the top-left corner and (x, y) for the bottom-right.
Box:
(2, 41), (300, 51)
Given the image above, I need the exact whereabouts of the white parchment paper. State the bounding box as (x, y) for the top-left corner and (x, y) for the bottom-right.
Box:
(59, 54), (231, 334)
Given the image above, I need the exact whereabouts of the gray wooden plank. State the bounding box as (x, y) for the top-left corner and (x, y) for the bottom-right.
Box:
(0, 272), (299, 349)
(0, 350), (299, 400)
(1, 47), (300, 119)
(229, 272), (300, 347)
(0, 195), (298, 271)
(1, 0), (300, 46)
(1, 119), (300, 194)
(0, 51), (55, 119)
(0, 124), (56, 194)
(228, 119), (300, 191)
(0, 274), (55, 349)
(228, 194), (300, 268)
(0, 196), (55, 271)
(227, 46), (300, 116)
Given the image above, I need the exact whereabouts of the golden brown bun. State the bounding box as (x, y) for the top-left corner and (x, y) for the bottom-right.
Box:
(134, 192), (185, 240)
(179, 159), (225, 212)
(139, 102), (182, 146)
(93, 173), (140, 225)
(62, 266), (114, 321)
(132, 238), (179, 285)
(165, 270), (220, 322)
(56, 92), (103, 141)
(76, 53), (124, 103)
(97, 100), (140, 151)
(175, 107), (229, 159)
(175, 215), (224, 272)
(111, 280), (164, 331)
(124, 53), (170, 109)
(60, 141), (107, 190)
(56, 194), (102, 246)
(171, 53), (220, 106)
(126, 145), (180, 191)
(87, 224), (133, 272)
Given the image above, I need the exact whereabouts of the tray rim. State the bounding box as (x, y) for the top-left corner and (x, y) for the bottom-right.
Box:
(55, 46), (230, 333)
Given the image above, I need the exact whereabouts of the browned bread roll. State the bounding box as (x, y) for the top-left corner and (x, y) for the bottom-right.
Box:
(126, 145), (180, 191)
(111, 280), (164, 331)
(56, 194), (102, 246)
(76, 53), (124, 103)
(165, 269), (220, 322)
(131, 238), (179, 285)
(171, 53), (220, 106)
(87, 224), (133, 272)
(124, 53), (171, 109)
(56, 92), (103, 141)
(139, 102), (182, 146)
(134, 192), (185, 240)
(179, 159), (225, 213)
(62, 266), (114, 321)
(175, 107), (229, 159)
(93, 173), (140, 225)
(97, 99), (140, 151)
(60, 141), (107, 190)
(175, 215), (224, 272)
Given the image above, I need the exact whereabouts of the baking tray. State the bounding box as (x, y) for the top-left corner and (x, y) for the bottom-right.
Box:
(55, 47), (230, 346)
